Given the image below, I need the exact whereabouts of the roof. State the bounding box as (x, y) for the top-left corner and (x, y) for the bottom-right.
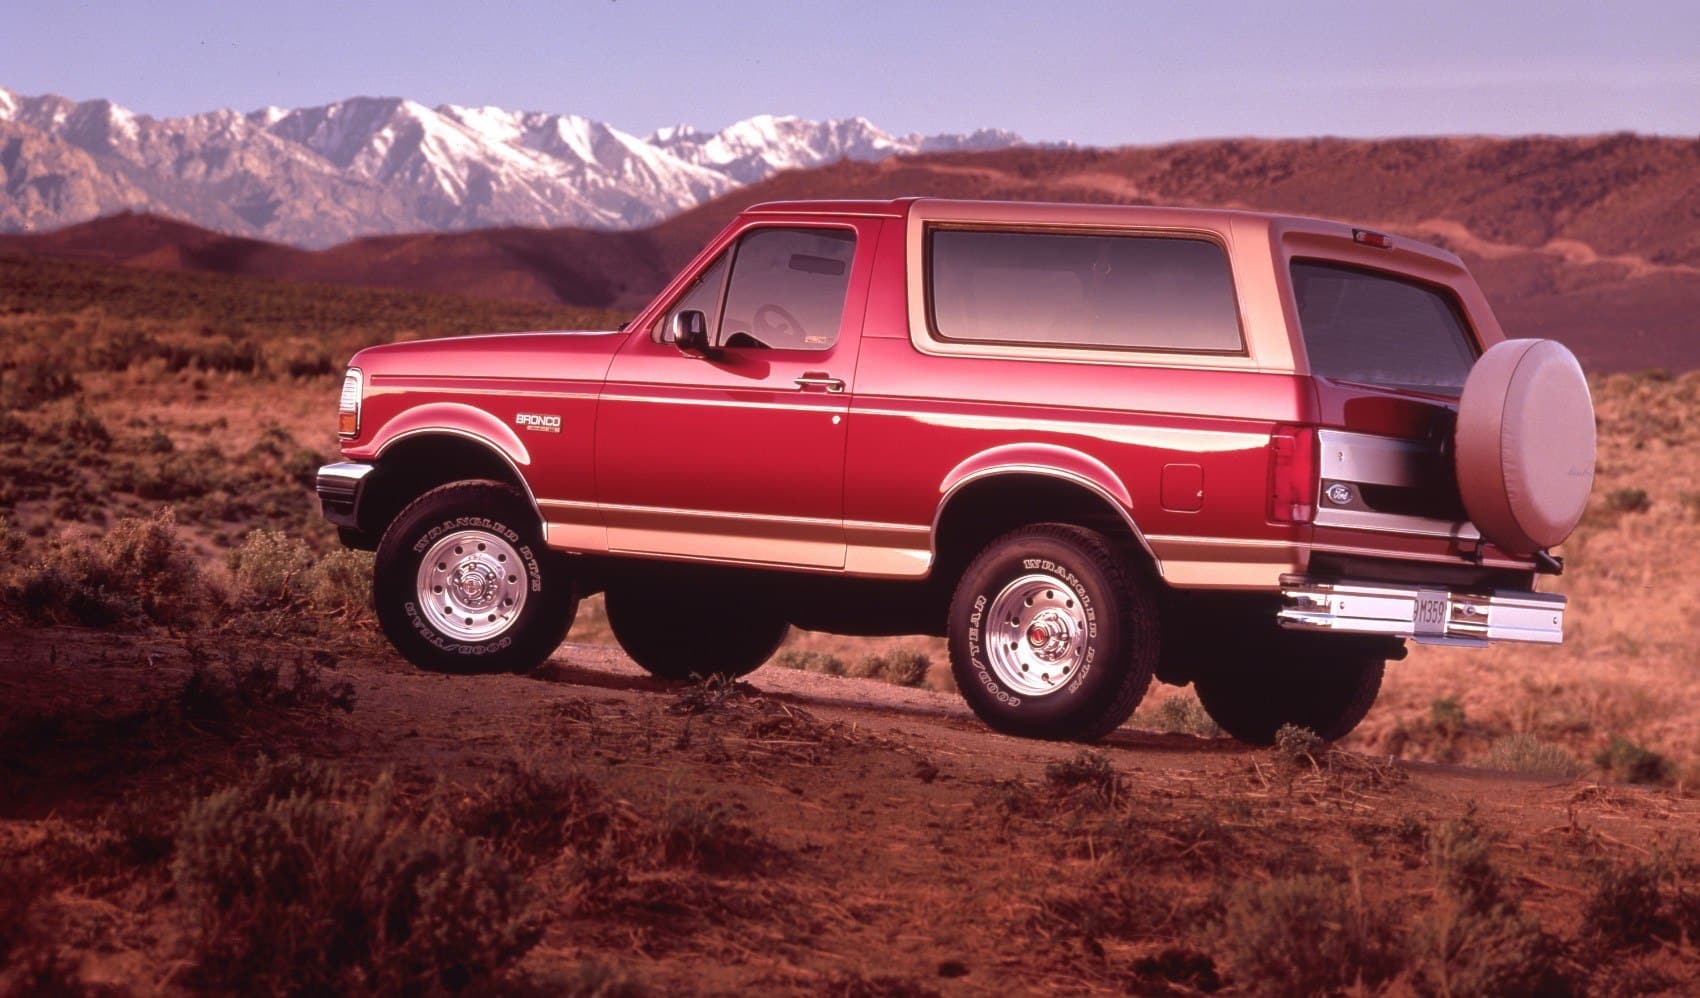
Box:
(740, 197), (1463, 268)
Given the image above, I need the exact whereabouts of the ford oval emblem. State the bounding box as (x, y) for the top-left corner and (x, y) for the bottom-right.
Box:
(1325, 483), (1355, 506)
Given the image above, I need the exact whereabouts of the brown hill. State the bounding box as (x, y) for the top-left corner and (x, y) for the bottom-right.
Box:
(4, 134), (1697, 371)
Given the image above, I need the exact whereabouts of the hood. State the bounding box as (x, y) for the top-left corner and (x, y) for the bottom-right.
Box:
(349, 329), (627, 383)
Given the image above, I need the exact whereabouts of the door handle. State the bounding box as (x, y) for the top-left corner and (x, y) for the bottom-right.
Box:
(794, 373), (845, 393)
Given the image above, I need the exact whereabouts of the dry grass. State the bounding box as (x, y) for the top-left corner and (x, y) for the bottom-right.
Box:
(1359, 370), (1700, 786)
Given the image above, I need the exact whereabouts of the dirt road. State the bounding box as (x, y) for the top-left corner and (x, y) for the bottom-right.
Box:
(4, 628), (1698, 994)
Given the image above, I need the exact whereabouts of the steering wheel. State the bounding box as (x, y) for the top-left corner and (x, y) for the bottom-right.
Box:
(753, 304), (805, 345)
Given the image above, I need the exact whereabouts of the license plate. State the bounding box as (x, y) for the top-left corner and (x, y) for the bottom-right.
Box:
(1414, 590), (1449, 636)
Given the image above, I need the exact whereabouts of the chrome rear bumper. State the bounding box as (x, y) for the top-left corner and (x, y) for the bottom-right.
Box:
(1276, 574), (1565, 646)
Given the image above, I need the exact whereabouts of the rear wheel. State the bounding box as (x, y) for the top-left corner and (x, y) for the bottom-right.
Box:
(374, 480), (578, 675)
(947, 524), (1157, 741)
(1193, 651), (1384, 745)
(604, 584), (789, 681)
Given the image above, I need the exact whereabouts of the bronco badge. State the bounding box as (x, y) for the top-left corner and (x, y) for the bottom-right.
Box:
(515, 412), (561, 433)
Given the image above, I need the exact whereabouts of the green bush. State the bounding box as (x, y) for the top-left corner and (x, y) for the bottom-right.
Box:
(308, 548), (374, 616)
(854, 648), (931, 687)
(0, 355), (80, 409)
(1219, 875), (1403, 994)
(1594, 737), (1675, 786)
(774, 649), (848, 676)
(228, 529), (315, 606)
(1149, 693), (1222, 736)
(1485, 734), (1582, 778)
(173, 759), (538, 994)
(1603, 487), (1651, 514)
(9, 508), (208, 627)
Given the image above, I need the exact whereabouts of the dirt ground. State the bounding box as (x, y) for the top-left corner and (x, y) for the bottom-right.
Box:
(5, 623), (1698, 995)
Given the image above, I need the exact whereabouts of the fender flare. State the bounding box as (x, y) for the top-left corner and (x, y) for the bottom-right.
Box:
(360, 404), (544, 522)
(932, 443), (1162, 569)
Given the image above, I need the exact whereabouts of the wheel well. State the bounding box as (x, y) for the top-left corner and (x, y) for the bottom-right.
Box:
(932, 473), (1157, 583)
(355, 435), (537, 545)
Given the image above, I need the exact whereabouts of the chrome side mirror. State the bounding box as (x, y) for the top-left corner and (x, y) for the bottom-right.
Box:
(671, 309), (716, 358)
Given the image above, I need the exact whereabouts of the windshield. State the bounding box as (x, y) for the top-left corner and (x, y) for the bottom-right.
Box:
(1291, 260), (1478, 395)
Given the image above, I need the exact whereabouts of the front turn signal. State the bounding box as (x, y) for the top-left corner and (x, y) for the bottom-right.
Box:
(338, 367), (363, 439)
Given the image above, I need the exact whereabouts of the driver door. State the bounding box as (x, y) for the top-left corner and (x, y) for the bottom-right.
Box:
(594, 220), (876, 568)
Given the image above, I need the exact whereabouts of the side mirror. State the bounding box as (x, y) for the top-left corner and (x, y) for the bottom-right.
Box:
(671, 309), (717, 358)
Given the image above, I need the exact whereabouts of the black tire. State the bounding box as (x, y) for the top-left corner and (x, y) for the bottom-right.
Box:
(947, 524), (1157, 741)
(1193, 652), (1385, 745)
(374, 480), (577, 675)
(604, 583), (789, 681)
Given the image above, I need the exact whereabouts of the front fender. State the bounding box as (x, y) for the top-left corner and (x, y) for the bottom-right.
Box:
(347, 402), (533, 470)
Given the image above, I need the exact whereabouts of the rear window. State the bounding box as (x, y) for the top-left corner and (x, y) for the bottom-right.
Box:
(1291, 260), (1478, 395)
(926, 228), (1243, 353)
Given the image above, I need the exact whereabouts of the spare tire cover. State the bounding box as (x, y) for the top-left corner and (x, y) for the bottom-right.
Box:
(1454, 339), (1595, 554)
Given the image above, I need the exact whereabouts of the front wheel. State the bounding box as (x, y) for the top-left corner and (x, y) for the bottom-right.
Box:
(947, 524), (1158, 741)
(1193, 652), (1385, 745)
(373, 480), (578, 675)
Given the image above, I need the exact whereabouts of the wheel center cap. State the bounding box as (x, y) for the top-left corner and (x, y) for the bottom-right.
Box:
(1026, 610), (1074, 662)
(450, 562), (499, 608)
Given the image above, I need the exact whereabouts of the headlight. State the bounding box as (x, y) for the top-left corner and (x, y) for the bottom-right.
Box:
(338, 368), (363, 438)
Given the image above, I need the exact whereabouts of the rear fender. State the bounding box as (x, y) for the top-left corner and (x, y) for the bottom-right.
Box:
(935, 443), (1159, 565)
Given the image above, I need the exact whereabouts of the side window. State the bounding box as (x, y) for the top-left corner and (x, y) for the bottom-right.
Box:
(654, 250), (731, 343)
(716, 228), (856, 351)
(926, 228), (1243, 353)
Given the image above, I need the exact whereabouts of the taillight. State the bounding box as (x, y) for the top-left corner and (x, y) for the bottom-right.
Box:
(1268, 425), (1317, 523)
(338, 368), (363, 438)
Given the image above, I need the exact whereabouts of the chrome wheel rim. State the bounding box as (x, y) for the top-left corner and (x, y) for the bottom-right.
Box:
(414, 529), (529, 642)
(985, 572), (1088, 698)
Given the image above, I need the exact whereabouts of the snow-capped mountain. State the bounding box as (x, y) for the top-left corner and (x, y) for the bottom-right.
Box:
(0, 88), (1023, 246)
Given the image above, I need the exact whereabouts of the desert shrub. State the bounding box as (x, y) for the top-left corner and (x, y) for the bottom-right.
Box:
(122, 448), (222, 501)
(173, 760), (538, 994)
(178, 652), (356, 722)
(1594, 737), (1675, 786)
(228, 528), (315, 606)
(307, 548), (374, 615)
(1149, 693), (1222, 736)
(0, 354), (80, 409)
(8, 508), (208, 627)
(1584, 858), (1669, 949)
(655, 799), (772, 873)
(1430, 697), (1468, 737)
(1603, 487), (1651, 514)
(1273, 724), (1324, 765)
(455, 761), (613, 860)
(1413, 903), (1568, 997)
(1218, 875), (1403, 994)
(1485, 734), (1582, 778)
(154, 329), (262, 374)
(1427, 814), (1505, 915)
(1044, 751), (1121, 806)
(774, 649), (848, 676)
(854, 649), (930, 687)
(51, 405), (111, 449)
(0, 518), (20, 560)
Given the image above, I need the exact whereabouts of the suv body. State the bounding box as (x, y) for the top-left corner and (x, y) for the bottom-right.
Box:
(318, 198), (1591, 743)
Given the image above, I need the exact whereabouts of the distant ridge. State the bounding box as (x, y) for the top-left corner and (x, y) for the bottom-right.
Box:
(0, 87), (1022, 247)
(4, 132), (1698, 372)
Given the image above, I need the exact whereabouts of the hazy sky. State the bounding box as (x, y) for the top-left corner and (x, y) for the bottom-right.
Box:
(6, 0), (1697, 144)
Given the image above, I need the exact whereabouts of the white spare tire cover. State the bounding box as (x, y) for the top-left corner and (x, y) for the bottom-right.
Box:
(1454, 339), (1595, 554)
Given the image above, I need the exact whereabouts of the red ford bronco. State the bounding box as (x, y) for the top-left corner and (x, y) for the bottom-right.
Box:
(317, 198), (1595, 744)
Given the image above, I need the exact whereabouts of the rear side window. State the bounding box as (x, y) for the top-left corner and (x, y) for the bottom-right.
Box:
(1291, 261), (1478, 395)
(926, 228), (1243, 353)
